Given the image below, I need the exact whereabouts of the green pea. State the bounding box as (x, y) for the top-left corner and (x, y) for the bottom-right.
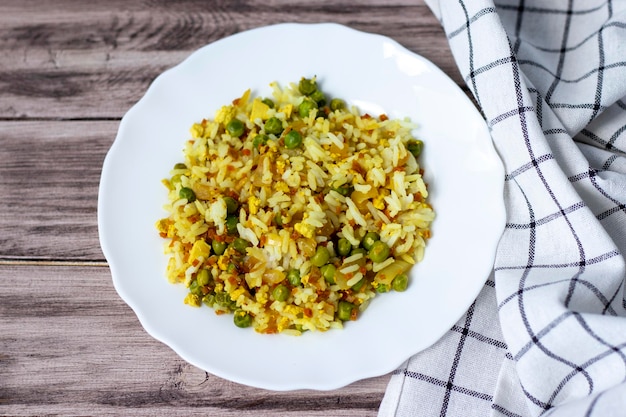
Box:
(214, 291), (229, 307)
(368, 240), (390, 263)
(392, 273), (409, 292)
(337, 238), (352, 257)
(350, 247), (367, 257)
(262, 98), (275, 108)
(407, 140), (424, 158)
(225, 215), (238, 235)
(173, 162), (187, 170)
(223, 196), (239, 214)
(351, 276), (366, 292)
(332, 184), (354, 197)
(215, 292), (237, 311)
(284, 130), (302, 149)
(272, 284), (289, 302)
(330, 98), (345, 111)
(179, 187), (196, 202)
(212, 240), (227, 256)
(226, 119), (245, 138)
(233, 309), (253, 328)
(361, 232), (380, 251)
(252, 134), (269, 149)
(232, 237), (250, 254)
(375, 283), (389, 293)
(298, 98), (318, 118)
(287, 269), (301, 286)
(337, 300), (356, 321)
(170, 174), (182, 187)
(310, 246), (330, 267)
(226, 262), (237, 273)
(298, 77), (317, 96)
(196, 269), (210, 286)
(320, 264), (336, 284)
(310, 89), (326, 106)
(189, 280), (202, 296)
(202, 293), (215, 307)
(264, 117), (283, 135)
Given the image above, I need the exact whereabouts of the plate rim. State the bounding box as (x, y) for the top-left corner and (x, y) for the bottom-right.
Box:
(98, 22), (506, 391)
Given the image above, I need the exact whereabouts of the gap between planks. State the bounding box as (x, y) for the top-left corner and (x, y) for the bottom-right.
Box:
(0, 259), (109, 267)
(0, 117), (121, 122)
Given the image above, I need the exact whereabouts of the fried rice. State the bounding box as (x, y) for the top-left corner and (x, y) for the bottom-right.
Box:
(156, 77), (435, 335)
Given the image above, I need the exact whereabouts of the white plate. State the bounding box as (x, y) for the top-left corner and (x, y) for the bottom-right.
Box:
(98, 23), (505, 391)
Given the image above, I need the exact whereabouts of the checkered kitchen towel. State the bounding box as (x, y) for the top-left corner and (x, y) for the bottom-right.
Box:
(379, 1), (626, 416)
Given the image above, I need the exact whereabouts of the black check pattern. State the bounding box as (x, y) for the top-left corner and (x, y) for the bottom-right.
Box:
(380, 1), (626, 416)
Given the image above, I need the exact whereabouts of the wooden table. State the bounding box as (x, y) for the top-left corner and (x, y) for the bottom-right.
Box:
(0, 1), (461, 415)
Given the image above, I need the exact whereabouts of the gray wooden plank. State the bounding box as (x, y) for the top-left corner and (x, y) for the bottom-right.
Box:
(0, 264), (389, 416)
(0, 121), (115, 261)
(0, 0), (459, 119)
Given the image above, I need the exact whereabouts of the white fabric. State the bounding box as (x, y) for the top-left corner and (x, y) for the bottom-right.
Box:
(380, 1), (626, 416)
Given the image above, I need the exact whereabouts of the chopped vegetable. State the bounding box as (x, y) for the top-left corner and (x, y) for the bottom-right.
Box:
(264, 117), (283, 135)
(179, 187), (196, 202)
(368, 240), (390, 263)
(284, 130), (302, 149)
(226, 119), (245, 137)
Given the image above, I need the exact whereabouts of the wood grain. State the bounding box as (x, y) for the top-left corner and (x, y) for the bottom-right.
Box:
(0, 121), (115, 261)
(0, 1), (462, 415)
(0, 264), (388, 416)
(0, 0), (460, 119)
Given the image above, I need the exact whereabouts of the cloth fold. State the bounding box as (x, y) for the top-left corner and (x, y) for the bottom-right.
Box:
(380, 1), (626, 416)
